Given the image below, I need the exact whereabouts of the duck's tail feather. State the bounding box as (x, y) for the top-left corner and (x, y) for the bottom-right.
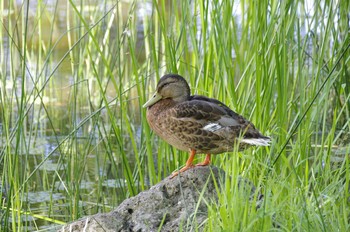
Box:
(241, 136), (271, 146)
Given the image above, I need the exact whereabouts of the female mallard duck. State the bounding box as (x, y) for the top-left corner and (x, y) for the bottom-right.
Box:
(143, 74), (271, 177)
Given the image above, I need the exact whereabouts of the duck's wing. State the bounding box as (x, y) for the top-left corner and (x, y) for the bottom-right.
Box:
(170, 95), (270, 145)
(189, 95), (247, 123)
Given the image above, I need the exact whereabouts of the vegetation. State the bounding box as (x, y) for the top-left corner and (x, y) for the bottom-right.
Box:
(0, 0), (349, 231)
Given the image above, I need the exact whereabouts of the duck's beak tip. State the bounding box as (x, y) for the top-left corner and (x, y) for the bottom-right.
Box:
(143, 92), (162, 108)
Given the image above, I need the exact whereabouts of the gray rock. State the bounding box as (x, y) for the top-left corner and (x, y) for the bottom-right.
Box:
(58, 166), (260, 232)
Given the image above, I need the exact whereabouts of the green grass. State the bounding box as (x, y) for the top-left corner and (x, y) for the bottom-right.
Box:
(1, 0), (349, 231)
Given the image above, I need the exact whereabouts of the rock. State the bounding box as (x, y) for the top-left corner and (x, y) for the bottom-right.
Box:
(57, 166), (260, 232)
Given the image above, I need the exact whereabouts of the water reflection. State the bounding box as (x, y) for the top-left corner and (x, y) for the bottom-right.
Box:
(23, 191), (65, 204)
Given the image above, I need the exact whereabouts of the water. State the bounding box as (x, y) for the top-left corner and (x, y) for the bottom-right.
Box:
(1, 1), (146, 229)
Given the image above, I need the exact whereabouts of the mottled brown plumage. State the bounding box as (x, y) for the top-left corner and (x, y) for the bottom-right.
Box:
(143, 74), (271, 177)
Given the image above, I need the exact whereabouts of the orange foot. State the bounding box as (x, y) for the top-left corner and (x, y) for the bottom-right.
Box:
(195, 154), (211, 166)
(170, 152), (212, 178)
(170, 149), (196, 179)
(170, 164), (195, 178)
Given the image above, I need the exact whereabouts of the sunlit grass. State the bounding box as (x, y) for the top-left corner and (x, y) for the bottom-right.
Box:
(0, 0), (349, 231)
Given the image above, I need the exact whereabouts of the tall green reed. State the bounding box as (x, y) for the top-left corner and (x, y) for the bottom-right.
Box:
(0, 0), (349, 231)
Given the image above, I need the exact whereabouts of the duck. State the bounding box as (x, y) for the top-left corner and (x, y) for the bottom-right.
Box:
(143, 74), (271, 178)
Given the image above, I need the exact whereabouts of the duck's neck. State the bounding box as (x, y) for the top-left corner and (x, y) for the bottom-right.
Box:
(148, 99), (177, 113)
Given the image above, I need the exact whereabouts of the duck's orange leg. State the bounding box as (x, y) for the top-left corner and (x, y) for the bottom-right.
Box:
(170, 149), (196, 178)
(196, 154), (211, 166)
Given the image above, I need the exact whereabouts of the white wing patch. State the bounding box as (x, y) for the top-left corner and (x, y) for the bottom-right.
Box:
(241, 138), (271, 146)
(203, 123), (223, 132)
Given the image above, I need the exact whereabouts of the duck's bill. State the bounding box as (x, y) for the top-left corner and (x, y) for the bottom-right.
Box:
(143, 92), (162, 108)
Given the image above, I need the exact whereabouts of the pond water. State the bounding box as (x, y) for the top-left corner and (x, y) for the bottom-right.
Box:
(1, 0), (148, 229)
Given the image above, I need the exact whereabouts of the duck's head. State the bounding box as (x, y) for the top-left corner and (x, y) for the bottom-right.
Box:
(143, 74), (190, 108)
